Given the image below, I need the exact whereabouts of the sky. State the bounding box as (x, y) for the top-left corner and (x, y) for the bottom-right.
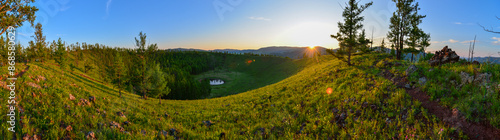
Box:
(13, 0), (500, 57)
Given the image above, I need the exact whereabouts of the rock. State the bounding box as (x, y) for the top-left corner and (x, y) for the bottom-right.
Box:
(65, 125), (73, 131)
(116, 112), (126, 118)
(109, 121), (125, 132)
(170, 128), (178, 136)
(460, 72), (474, 85)
(86, 131), (96, 140)
(78, 99), (91, 106)
(428, 68), (434, 72)
(429, 46), (460, 66)
(405, 84), (411, 89)
(123, 121), (130, 125)
(35, 75), (46, 82)
(473, 73), (492, 86)
(161, 130), (168, 136)
(89, 96), (95, 102)
(203, 120), (214, 127)
(405, 65), (418, 76)
(164, 113), (170, 118)
(27, 82), (41, 89)
(418, 77), (427, 85)
(141, 130), (147, 135)
(69, 94), (76, 100)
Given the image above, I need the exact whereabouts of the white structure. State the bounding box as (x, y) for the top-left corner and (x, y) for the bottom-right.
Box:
(210, 79), (225, 85)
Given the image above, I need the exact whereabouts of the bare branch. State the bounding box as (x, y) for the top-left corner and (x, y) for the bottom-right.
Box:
(479, 24), (500, 34)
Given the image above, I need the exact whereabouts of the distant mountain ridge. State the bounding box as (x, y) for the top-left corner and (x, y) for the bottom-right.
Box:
(167, 46), (330, 59)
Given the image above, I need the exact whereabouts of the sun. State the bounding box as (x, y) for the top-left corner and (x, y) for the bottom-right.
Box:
(278, 22), (338, 48)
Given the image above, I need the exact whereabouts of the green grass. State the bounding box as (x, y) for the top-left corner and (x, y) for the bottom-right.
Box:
(0, 54), (467, 139)
(194, 56), (302, 98)
(400, 59), (500, 128)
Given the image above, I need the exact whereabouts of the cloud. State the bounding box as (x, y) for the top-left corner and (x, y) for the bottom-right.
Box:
(106, 0), (112, 15)
(492, 37), (500, 45)
(448, 39), (459, 43)
(430, 41), (443, 44)
(249, 16), (271, 21)
(60, 5), (71, 11)
(453, 22), (462, 25)
(461, 40), (474, 44)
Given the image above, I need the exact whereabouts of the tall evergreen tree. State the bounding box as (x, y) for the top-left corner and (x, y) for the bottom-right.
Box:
(30, 23), (48, 62)
(419, 32), (431, 57)
(54, 38), (67, 69)
(133, 32), (158, 99)
(112, 51), (127, 97)
(326, 0), (373, 66)
(387, 0), (426, 60)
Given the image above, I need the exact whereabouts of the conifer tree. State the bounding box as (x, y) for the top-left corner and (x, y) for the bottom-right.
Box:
(112, 51), (127, 97)
(387, 0), (426, 60)
(145, 63), (170, 104)
(326, 0), (373, 66)
(54, 38), (67, 69)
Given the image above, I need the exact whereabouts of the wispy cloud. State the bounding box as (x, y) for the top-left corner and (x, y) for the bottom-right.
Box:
(492, 37), (500, 45)
(461, 40), (474, 44)
(249, 16), (271, 21)
(448, 39), (459, 43)
(453, 22), (462, 25)
(60, 5), (71, 11)
(430, 41), (443, 44)
(106, 0), (112, 15)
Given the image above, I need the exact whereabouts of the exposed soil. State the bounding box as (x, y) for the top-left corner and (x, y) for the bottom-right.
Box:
(381, 69), (500, 139)
(15, 65), (30, 78)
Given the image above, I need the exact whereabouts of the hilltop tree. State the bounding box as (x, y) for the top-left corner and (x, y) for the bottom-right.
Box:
(387, 0), (426, 60)
(54, 38), (67, 69)
(27, 23), (48, 62)
(327, 0), (373, 66)
(133, 31), (158, 99)
(0, 0), (38, 35)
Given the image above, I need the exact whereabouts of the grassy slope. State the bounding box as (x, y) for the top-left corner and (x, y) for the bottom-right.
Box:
(1, 54), (468, 139)
(194, 55), (301, 98)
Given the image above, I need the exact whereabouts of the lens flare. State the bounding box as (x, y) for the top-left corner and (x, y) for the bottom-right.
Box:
(326, 87), (333, 95)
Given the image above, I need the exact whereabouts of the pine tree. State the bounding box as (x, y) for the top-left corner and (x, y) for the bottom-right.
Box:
(387, 0), (426, 60)
(0, 0), (38, 35)
(33, 23), (48, 62)
(112, 51), (127, 97)
(327, 0), (373, 66)
(145, 63), (170, 104)
(380, 38), (386, 53)
(419, 32), (430, 57)
(54, 38), (67, 69)
(133, 32), (158, 99)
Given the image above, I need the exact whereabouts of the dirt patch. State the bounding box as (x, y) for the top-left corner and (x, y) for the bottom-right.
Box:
(381, 69), (500, 139)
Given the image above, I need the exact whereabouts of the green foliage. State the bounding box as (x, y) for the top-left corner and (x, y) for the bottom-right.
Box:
(54, 38), (67, 69)
(387, 0), (426, 60)
(329, 0), (373, 66)
(0, 0), (39, 35)
(145, 63), (170, 103)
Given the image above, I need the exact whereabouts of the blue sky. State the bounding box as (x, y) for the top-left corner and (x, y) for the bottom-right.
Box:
(14, 0), (500, 57)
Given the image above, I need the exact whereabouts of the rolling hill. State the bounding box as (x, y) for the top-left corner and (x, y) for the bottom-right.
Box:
(1, 52), (500, 139)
